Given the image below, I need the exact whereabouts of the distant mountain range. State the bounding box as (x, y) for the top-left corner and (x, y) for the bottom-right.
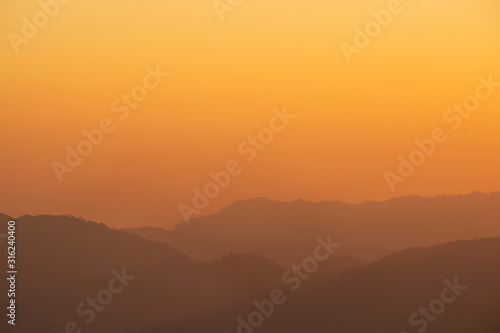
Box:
(1, 191), (499, 332)
(125, 191), (500, 264)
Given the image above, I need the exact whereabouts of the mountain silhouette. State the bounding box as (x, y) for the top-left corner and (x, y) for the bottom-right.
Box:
(125, 191), (500, 264)
(2, 192), (500, 332)
(0, 213), (353, 333)
(136, 237), (500, 333)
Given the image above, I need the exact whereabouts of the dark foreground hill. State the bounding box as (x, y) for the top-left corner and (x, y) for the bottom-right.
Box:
(1, 211), (499, 333)
(0, 214), (356, 333)
(138, 237), (500, 333)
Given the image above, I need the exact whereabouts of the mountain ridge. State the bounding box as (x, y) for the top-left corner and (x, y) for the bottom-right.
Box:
(125, 191), (500, 264)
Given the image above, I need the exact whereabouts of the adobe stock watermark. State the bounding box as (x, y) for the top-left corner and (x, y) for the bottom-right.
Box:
(400, 277), (467, 333)
(178, 107), (296, 223)
(225, 235), (340, 333)
(340, 0), (408, 64)
(7, 0), (72, 54)
(52, 65), (168, 183)
(213, 0), (243, 21)
(50, 267), (135, 333)
(385, 74), (499, 192)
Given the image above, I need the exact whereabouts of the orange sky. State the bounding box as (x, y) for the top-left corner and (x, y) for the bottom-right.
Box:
(1, 0), (499, 228)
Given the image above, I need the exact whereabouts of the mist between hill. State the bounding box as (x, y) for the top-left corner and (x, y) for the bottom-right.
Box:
(224, 235), (340, 333)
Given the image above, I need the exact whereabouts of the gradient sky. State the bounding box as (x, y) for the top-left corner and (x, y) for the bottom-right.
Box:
(1, 0), (499, 228)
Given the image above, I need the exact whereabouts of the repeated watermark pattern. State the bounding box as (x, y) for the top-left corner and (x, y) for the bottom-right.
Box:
(178, 107), (296, 223)
(8, 0), (73, 54)
(224, 235), (340, 333)
(2, 0), (489, 332)
(51, 268), (135, 333)
(400, 277), (467, 333)
(340, 0), (413, 64)
(213, 0), (244, 21)
(385, 74), (499, 192)
(52, 65), (168, 183)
